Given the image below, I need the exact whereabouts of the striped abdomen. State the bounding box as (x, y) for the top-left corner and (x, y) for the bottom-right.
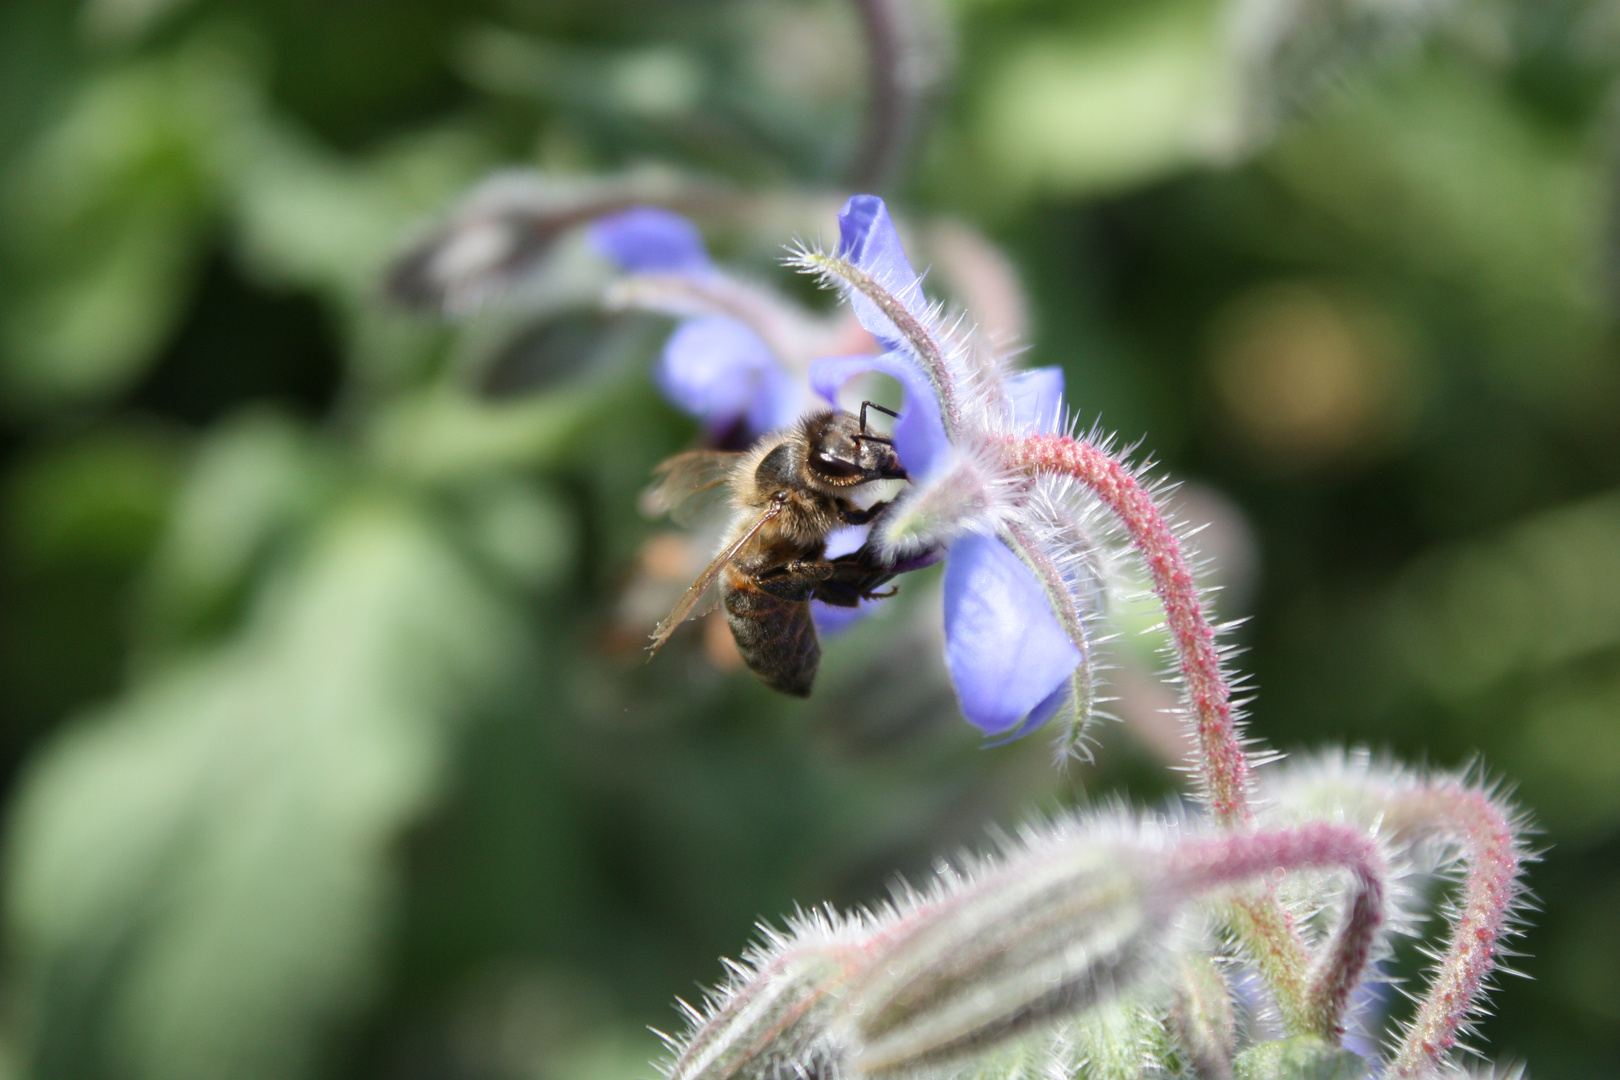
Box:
(721, 566), (820, 697)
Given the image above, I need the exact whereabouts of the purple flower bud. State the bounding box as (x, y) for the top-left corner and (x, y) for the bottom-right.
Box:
(589, 206), (710, 274)
(655, 317), (802, 439)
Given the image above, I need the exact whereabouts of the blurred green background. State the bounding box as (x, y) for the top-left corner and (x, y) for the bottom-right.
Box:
(0, 0), (1616, 1077)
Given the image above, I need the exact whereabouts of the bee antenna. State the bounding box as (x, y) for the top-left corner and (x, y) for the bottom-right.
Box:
(859, 401), (900, 434)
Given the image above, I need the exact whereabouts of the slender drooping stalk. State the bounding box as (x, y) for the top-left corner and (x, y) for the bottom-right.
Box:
(848, 0), (947, 191)
(1385, 783), (1527, 1076)
(1001, 433), (1346, 1034)
(1004, 434), (1251, 827)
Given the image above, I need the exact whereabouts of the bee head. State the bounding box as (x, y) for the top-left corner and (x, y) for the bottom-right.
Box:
(802, 408), (908, 487)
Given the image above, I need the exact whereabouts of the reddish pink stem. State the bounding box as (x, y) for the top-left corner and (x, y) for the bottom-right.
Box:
(1003, 434), (1345, 1033)
(1170, 824), (1387, 1038)
(1005, 434), (1250, 827)
(1385, 784), (1525, 1077)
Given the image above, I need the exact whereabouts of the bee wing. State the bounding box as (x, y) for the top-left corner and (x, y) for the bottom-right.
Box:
(648, 499), (785, 657)
(640, 449), (744, 526)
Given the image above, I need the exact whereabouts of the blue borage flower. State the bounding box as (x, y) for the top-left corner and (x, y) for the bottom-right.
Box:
(590, 206), (867, 443)
(793, 195), (1106, 747)
(590, 206), (891, 635)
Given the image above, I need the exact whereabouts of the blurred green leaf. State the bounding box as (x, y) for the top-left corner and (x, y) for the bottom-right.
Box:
(367, 385), (597, 482)
(138, 409), (334, 652)
(5, 425), (181, 571)
(80, 0), (203, 46)
(1222, 0), (1457, 146)
(971, 0), (1232, 196)
(224, 122), (493, 304)
(456, 478), (577, 592)
(5, 498), (521, 1080)
(1518, 664), (1620, 838)
(1, 195), (202, 407)
(1389, 489), (1620, 702)
(1265, 59), (1606, 400)
(0, 34), (258, 409)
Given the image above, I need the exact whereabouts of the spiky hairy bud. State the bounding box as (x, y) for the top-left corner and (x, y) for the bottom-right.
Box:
(838, 833), (1171, 1074)
(665, 924), (866, 1080)
(660, 821), (1387, 1080)
(1169, 955), (1237, 1080)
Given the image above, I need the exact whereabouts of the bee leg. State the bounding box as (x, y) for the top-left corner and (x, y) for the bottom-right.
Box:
(837, 500), (891, 526)
(753, 560), (836, 602)
(813, 580), (898, 606)
(814, 555), (899, 607)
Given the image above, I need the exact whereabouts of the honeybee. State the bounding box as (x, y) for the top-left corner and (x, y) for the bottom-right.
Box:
(647, 404), (908, 696)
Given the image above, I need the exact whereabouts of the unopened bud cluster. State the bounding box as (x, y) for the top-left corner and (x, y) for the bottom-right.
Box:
(663, 814), (1410, 1080)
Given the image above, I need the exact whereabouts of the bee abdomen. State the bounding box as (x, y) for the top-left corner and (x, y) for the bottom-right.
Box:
(723, 584), (820, 697)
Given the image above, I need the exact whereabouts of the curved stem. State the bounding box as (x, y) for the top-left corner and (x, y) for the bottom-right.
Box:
(1174, 825), (1387, 1038)
(1004, 434), (1250, 826)
(1175, 827), (1386, 1040)
(1002, 434), (1345, 1033)
(1384, 784), (1526, 1076)
(848, 0), (946, 191)
(1172, 829), (1386, 1029)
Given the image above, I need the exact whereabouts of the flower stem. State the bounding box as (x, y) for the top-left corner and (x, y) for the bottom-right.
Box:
(1175, 828), (1386, 1040)
(848, 0), (947, 191)
(1004, 433), (1363, 1037)
(1384, 783), (1526, 1076)
(1004, 434), (1251, 826)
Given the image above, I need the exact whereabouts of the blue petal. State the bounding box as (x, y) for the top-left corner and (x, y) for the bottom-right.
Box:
(809, 353), (950, 479)
(823, 524), (869, 559)
(809, 526), (880, 635)
(590, 206), (709, 273)
(942, 533), (1082, 737)
(811, 598), (880, 636)
(838, 196), (921, 290)
(980, 681), (1069, 746)
(835, 195), (929, 347)
(1003, 366), (1065, 433)
(656, 316), (779, 433)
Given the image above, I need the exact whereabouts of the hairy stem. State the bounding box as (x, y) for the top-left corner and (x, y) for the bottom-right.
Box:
(1002, 433), (1363, 1035)
(1173, 825), (1386, 1039)
(798, 250), (961, 434)
(1004, 434), (1250, 824)
(1384, 784), (1526, 1076)
(1304, 846), (1387, 1037)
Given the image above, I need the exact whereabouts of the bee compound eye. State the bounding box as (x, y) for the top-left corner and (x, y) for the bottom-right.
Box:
(810, 451), (864, 481)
